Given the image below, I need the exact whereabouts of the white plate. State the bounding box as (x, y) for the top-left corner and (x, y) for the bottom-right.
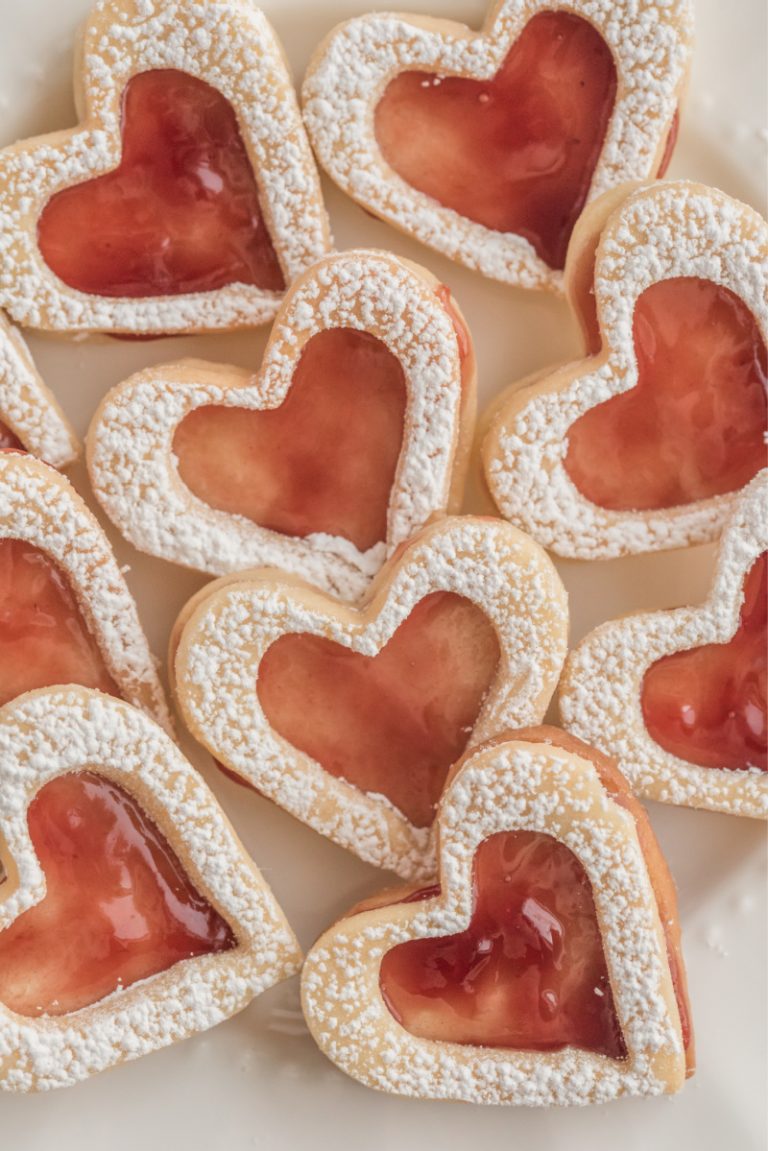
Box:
(0, 0), (766, 1147)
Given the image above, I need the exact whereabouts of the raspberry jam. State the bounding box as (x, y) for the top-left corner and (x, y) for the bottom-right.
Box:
(565, 278), (767, 510)
(257, 591), (501, 827)
(0, 539), (118, 706)
(174, 328), (408, 552)
(0, 423), (22, 451)
(656, 109), (680, 180)
(436, 283), (472, 367)
(38, 69), (284, 297)
(374, 12), (617, 270)
(642, 552), (767, 771)
(380, 831), (626, 1057)
(0, 772), (235, 1017)
(174, 285), (468, 551)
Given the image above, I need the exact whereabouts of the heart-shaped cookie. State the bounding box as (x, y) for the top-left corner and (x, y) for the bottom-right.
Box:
(0, 315), (77, 466)
(0, 687), (301, 1092)
(0, 452), (170, 729)
(171, 516), (568, 878)
(482, 181), (768, 557)
(560, 470), (768, 817)
(88, 250), (475, 601)
(301, 728), (693, 1105)
(0, 0), (330, 336)
(302, 0), (692, 291)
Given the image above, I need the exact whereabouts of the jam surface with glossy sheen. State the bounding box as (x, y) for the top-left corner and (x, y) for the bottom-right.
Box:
(174, 328), (408, 552)
(380, 830), (626, 1056)
(565, 278), (768, 510)
(642, 552), (767, 771)
(38, 69), (284, 298)
(0, 539), (118, 706)
(0, 423), (22, 451)
(257, 591), (501, 827)
(374, 12), (617, 270)
(0, 772), (235, 1017)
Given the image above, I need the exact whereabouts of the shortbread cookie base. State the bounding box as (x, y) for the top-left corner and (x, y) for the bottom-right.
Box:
(301, 729), (690, 1105)
(0, 316), (78, 466)
(0, 453), (171, 730)
(172, 516), (569, 879)
(302, 0), (693, 290)
(482, 181), (768, 557)
(87, 250), (474, 600)
(0, 687), (302, 1092)
(560, 470), (768, 816)
(0, 0), (331, 334)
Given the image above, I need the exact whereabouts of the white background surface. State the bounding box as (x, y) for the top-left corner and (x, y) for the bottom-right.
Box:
(0, 0), (766, 1147)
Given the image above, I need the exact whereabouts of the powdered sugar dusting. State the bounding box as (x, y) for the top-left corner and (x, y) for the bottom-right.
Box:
(485, 182), (768, 556)
(302, 0), (693, 291)
(0, 453), (171, 730)
(174, 517), (569, 879)
(560, 469), (768, 816)
(88, 250), (466, 601)
(0, 687), (302, 1092)
(301, 736), (686, 1105)
(0, 315), (78, 466)
(0, 0), (330, 335)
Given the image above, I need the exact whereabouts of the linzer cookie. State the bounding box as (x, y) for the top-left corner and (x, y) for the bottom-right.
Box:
(0, 314), (77, 465)
(171, 516), (568, 878)
(301, 728), (693, 1105)
(88, 250), (475, 601)
(0, 451), (170, 729)
(0, 687), (301, 1091)
(0, 0), (330, 336)
(482, 181), (768, 557)
(560, 470), (768, 817)
(302, 0), (692, 290)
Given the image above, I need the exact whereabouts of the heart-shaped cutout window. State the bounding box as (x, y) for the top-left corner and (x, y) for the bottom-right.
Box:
(642, 551), (767, 771)
(0, 539), (118, 706)
(379, 830), (626, 1057)
(565, 278), (768, 511)
(257, 591), (501, 827)
(0, 771), (235, 1017)
(174, 328), (409, 552)
(374, 11), (618, 270)
(38, 69), (284, 298)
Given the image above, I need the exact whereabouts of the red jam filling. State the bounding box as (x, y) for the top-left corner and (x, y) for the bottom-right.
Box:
(0, 772), (235, 1016)
(174, 288), (467, 550)
(38, 69), (284, 298)
(257, 591), (501, 827)
(174, 328), (408, 552)
(380, 831), (626, 1057)
(0, 423), (22, 451)
(642, 552), (767, 771)
(436, 283), (471, 366)
(656, 109), (680, 180)
(565, 278), (768, 510)
(374, 12), (617, 270)
(0, 539), (118, 706)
